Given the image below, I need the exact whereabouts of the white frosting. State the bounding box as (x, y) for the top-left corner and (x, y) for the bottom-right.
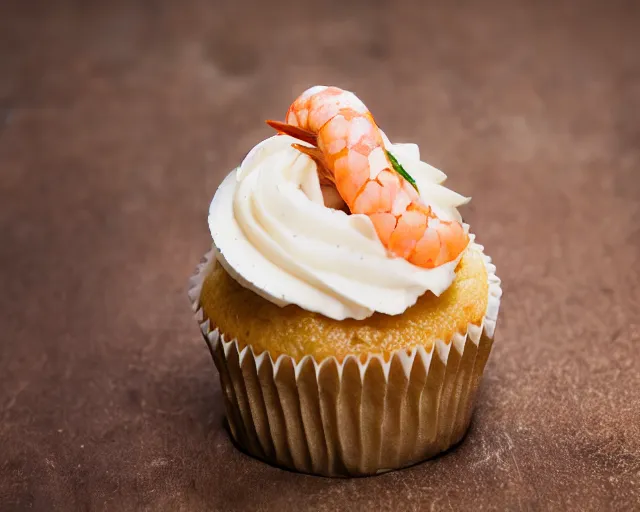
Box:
(209, 134), (471, 321)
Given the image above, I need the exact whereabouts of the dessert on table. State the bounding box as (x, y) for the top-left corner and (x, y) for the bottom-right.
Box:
(189, 86), (502, 477)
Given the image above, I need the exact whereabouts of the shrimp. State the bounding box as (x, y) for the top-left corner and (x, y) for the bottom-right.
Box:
(266, 85), (469, 269)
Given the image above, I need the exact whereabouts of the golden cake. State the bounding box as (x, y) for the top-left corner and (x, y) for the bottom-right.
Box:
(199, 244), (488, 362)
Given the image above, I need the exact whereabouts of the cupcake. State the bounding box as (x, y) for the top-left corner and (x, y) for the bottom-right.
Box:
(189, 86), (501, 477)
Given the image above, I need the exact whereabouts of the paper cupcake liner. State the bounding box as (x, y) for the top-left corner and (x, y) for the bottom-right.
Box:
(188, 244), (501, 477)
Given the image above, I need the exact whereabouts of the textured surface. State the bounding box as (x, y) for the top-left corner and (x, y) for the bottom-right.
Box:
(1, 0), (639, 510)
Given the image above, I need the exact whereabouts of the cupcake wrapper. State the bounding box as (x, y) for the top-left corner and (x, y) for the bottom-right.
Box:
(188, 244), (501, 477)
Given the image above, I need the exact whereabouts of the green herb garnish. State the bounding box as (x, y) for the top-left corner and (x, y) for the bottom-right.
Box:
(386, 150), (419, 192)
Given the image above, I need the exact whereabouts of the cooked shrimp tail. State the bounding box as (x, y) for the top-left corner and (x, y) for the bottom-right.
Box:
(266, 86), (469, 269)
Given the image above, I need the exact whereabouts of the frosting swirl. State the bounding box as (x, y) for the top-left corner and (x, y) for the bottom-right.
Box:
(209, 134), (471, 320)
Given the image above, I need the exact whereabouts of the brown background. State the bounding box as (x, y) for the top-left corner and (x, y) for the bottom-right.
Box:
(1, 0), (639, 510)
